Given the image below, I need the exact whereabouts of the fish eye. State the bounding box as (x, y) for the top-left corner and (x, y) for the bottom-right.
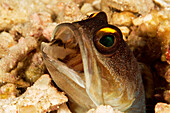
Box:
(93, 26), (123, 55)
(99, 35), (115, 47)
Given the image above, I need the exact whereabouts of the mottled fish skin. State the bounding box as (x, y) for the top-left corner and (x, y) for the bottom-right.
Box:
(41, 12), (146, 113)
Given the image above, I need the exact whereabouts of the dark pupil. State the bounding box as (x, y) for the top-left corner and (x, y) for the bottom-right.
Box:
(99, 35), (114, 47)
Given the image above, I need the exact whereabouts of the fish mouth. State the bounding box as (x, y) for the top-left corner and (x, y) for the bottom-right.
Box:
(41, 24), (85, 88)
(48, 32), (84, 74)
(41, 23), (104, 106)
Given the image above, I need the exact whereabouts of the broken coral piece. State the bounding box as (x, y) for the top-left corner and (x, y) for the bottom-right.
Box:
(80, 3), (94, 14)
(10, 11), (53, 40)
(163, 90), (170, 103)
(29, 11), (53, 38)
(111, 12), (136, 26)
(0, 74), (68, 113)
(24, 52), (46, 83)
(49, 1), (83, 23)
(155, 102), (170, 113)
(101, 0), (154, 16)
(153, 0), (170, 9)
(0, 71), (17, 83)
(0, 37), (37, 83)
(0, 0), (51, 30)
(87, 105), (124, 113)
(0, 32), (16, 58)
(0, 83), (18, 99)
(43, 22), (58, 41)
(0, 37), (37, 72)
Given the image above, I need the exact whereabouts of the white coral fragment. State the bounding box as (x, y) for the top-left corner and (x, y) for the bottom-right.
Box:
(0, 74), (68, 113)
(155, 103), (170, 113)
(87, 105), (124, 113)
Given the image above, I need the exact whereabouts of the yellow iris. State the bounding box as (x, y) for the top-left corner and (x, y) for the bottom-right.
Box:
(99, 27), (117, 34)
